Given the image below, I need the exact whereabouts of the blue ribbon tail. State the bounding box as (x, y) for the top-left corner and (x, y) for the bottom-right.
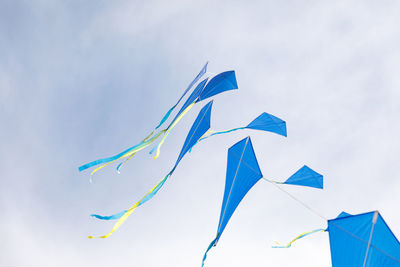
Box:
(90, 210), (128, 220)
(155, 106), (175, 129)
(201, 236), (218, 267)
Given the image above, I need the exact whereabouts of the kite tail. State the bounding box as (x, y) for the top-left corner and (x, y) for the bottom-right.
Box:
(201, 236), (218, 267)
(152, 102), (196, 159)
(188, 127), (246, 153)
(79, 130), (165, 175)
(272, 229), (325, 248)
(199, 127), (246, 142)
(90, 210), (127, 220)
(155, 106), (175, 130)
(88, 172), (172, 238)
(116, 152), (137, 173)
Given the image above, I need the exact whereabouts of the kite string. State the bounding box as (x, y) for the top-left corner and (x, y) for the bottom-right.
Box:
(265, 179), (327, 221)
(229, 151), (327, 228)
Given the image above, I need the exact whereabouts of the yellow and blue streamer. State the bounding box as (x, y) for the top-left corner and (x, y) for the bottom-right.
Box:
(272, 229), (325, 248)
(88, 172), (171, 238)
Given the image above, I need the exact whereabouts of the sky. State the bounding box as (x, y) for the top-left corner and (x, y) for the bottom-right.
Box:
(1, 1), (400, 266)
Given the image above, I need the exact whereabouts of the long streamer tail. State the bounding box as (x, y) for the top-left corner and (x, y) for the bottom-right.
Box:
(116, 152), (137, 173)
(152, 102), (195, 159)
(189, 127), (245, 153)
(90, 210), (127, 220)
(155, 106), (175, 130)
(199, 127), (245, 142)
(201, 236), (218, 267)
(88, 172), (172, 238)
(272, 229), (325, 248)
(79, 130), (165, 176)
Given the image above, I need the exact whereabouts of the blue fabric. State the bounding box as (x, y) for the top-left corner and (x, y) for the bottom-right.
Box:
(217, 137), (263, 240)
(90, 210), (127, 220)
(167, 78), (208, 129)
(246, 112), (287, 137)
(155, 62), (208, 129)
(172, 101), (213, 171)
(78, 141), (147, 172)
(328, 211), (400, 266)
(335, 211), (352, 219)
(197, 71), (238, 102)
(283, 165), (323, 189)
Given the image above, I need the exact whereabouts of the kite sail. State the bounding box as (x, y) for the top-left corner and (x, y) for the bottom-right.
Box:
(89, 101), (214, 238)
(190, 112), (287, 152)
(328, 211), (400, 266)
(274, 211), (400, 267)
(264, 165), (323, 189)
(202, 137), (263, 266)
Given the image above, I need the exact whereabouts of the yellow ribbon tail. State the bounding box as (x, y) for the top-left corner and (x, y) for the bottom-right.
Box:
(272, 229), (325, 248)
(116, 152), (136, 174)
(88, 173), (171, 239)
(153, 102), (195, 159)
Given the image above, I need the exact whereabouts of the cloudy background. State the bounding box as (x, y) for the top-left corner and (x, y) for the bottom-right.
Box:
(1, 1), (400, 266)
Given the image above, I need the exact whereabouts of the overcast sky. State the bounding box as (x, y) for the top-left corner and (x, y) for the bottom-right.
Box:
(1, 1), (400, 266)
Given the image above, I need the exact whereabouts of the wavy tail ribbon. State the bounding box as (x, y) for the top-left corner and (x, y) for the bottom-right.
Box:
(272, 229), (325, 248)
(201, 236), (218, 267)
(88, 172), (171, 239)
(89, 101), (214, 238)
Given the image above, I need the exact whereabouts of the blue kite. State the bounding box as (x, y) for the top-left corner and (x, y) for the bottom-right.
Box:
(202, 137), (323, 266)
(274, 211), (400, 266)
